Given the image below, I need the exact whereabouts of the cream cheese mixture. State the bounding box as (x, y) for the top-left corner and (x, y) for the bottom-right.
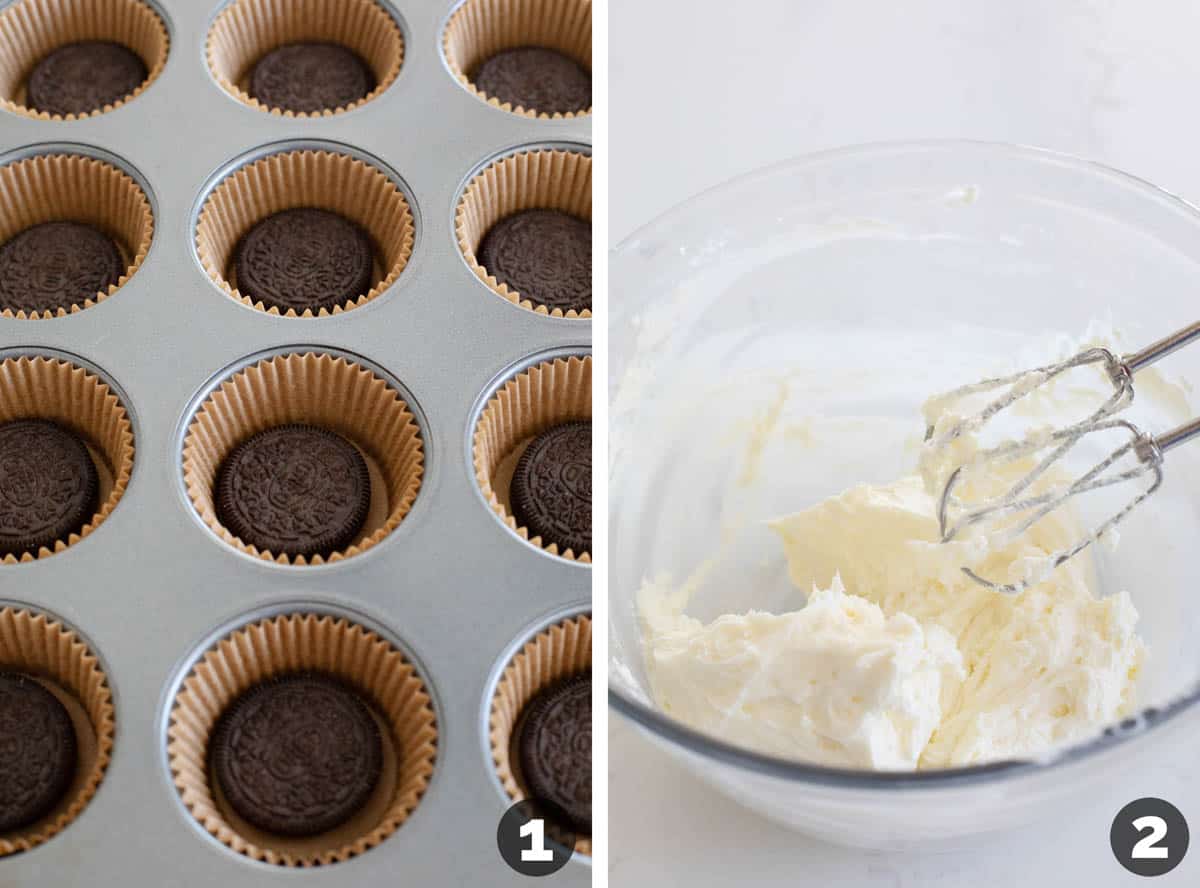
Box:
(638, 364), (1147, 771)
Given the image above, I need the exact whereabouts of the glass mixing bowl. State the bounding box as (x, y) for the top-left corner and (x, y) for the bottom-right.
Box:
(609, 141), (1200, 850)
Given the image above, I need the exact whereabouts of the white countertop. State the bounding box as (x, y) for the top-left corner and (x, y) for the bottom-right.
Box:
(609, 0), (1200, 884)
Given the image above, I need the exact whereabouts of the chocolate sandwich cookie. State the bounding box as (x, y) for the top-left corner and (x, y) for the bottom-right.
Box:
(0, 420), (100, 559)
(248, 42), (375, 113)
(517, 673), (591, 833)
(233, 208), (375, 315)
(0, 672), (77, 833)
(0, 222), (125, 316)
(478, 209), (591, 313)
(510, 421), (591, 555)
(210, 674), (384, 837)
(215, 424), (371, 559)
(27, 41), (147, 116)
(472, 47), (591, 115)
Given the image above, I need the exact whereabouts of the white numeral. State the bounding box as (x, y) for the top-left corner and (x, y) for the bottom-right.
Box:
(520, 818), (554, 862)
(1131, 815), (1169, 859)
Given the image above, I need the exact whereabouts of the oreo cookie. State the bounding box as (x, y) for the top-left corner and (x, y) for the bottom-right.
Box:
(472, 47), (590, 115)
(478, 209), (591, 313)
(233, 208), (375, 315)
(27, 41), (147, 116)
(214, 424), (371, 559)
(0, 420), (100, 559)
(0, 672), (78, 833)
(0, 222), (125, 316)
(248, 42), (375, 113)
(517, 673), (591, 834)
(510, 421), (591, 555)
(210, 674), (384, 837)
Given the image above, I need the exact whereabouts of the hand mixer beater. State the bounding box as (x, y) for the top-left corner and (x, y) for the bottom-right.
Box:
(925, 321), (1200, 594)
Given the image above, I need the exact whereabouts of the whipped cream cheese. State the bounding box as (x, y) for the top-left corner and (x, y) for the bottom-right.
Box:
(639, 373), (1147, 771)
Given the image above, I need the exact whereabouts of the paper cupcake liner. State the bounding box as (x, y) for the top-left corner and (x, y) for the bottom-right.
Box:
(473, 353), (591, 561)
(456, 148), (592, 319)
(195, 148), (414, 318)
(207, 0), (403, 117)
(0, 355), (135, 564)
(443, 0), (591, 119)
(181, 351), (423, 565)
(0, 153), (154, 319)
(0, 0), (168, 120)
(0, 606), (115, 857)
(489, 612), (591, 855)
(167, 611), (437, 866)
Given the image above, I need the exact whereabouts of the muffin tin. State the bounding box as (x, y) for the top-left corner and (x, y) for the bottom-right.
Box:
(0, 0), (591, 883)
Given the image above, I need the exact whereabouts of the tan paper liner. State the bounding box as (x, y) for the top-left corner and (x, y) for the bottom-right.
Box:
(207, 0), (403, 117)
(0, 356), (135, 564)
(456, 149), (592, 319)
(0, 606), (115, 857)
(0, 154), (154, 319)
(167, 612), (437, 866)
(181, 351), (423, 565)
(490, 613), (591, 856)
(0, 0), (168, 121)
(473, 354), (591, 561)
(195, 149), (414, 318)
(443, 0), (592, 119)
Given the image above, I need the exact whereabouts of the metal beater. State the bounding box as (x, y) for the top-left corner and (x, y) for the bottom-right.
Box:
(925, 321), (1200, 594)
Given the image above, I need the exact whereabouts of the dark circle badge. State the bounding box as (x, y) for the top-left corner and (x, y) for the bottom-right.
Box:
(210, 674), (384, 837)
(0, 672), (78, 833)
(1111, 797), (1189, 876)
(478, 209), (591, 313)
(248, 42), (375, 114)
(0, 222), (125, 315)
(27, 41), (148, 116)
(214, 424), (371, 559)
(510, 421), (591, 555)
(496, 799), (576, 876)
(0, 419), (100, 558)
(233, 208), (375, 314)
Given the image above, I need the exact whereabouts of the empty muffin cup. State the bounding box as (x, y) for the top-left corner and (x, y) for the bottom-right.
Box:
(456, 147), (592, 318)
(443, 0), (591, 119)
(473, 352), (591, 561)
(166, 609), (438, 866)
(0, 0), (168, 120)
(181, 350), (424, 566)
(489, 610), (591, 856)
(0, 151), (154, 319)
(194, 146), (415, 318)
(0, 353), (135, 563)
(0, 605), (115, 857)
(207, 0), (403, 117)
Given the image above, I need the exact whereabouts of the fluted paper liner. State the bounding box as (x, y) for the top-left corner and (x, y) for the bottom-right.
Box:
(207, 0), (403, 117)
(196, 149), (414, 318)
(443, 0), (591, 119)
(182, 351), (423, 565)
(490, 613), (590, 855)
(0, 0), (168, 120)
(0, 153), (154, 319)
(473, 354), (590, 561)
(0, 606), (115, 857)
(456, 149), (592, 318)
(0, 356), (134, 563)
(167, 612), (437, 866)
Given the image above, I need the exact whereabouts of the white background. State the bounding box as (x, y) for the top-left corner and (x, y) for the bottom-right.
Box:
(608, 0), (1200, 884)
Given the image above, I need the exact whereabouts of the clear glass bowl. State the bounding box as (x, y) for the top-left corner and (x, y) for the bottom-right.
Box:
(609, 141), (1200, 850)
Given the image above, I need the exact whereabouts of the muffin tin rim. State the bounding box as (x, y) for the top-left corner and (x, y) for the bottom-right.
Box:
(201, 0), (410, 119)
(451, 139), (592, 322)
(477, 598), (592, 869)
(464, 342), (591, 567)
(186, 137), (422, 320)
(172, 342), (434, 572)
(155, 595), (444, 871)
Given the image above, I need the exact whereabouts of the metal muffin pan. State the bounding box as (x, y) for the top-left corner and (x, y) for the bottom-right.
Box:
(0, 0), (591, 883)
